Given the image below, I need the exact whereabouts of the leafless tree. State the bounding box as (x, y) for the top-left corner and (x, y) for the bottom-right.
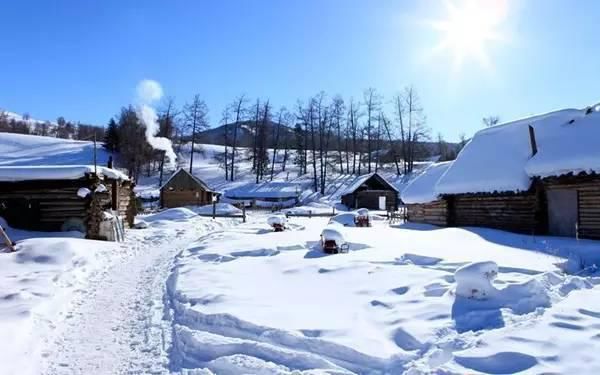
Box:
(183, 94), (209, 173)
(483, 115), (500, 128)
(363, 88), (381, 173)
(229, 95), (247, 181)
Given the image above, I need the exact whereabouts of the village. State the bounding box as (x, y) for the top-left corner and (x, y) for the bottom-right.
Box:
(3, 1), (600, 374)
(0, 100), (599, 375)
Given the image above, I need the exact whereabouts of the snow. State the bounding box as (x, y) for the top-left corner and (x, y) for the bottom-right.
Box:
(0, 229), (120, 375)
(320, 226), (345, 244)
(76, 187), (91, 198)
(94, 183), (107, 192)
(454, 261), (499, 299)
(0, 165), (128, 182)
(194, 203), (242, 215)
(224, 181), (306, 199)
(328, 212), (358, 226)
(401, 161), (453, 204)
(526, 110), (600, 178)
(436, 109), (582, 195)
(0, 132), (110, 167)
(165, 217), (600, 374)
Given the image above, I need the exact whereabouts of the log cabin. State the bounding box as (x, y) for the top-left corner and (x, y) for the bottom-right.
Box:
(402, 106), (600, 239)
(0, 165), (135, 240)
(402, 161), (452, 226)
(160, 168), (218, 208)
(341, 173), (400, 211)
(223, 181), (305, 208)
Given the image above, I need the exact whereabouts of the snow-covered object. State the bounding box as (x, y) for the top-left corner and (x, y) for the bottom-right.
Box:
(254, 198), (297, 208)
(526, 110), (600, 178)
(329, 212), (358, 227)
(436, 109), (582, 195)
(0, 165), (128, 182)
(402, 162), (452, 204)
(356, 208), (369, 216)
(454, 261), (499, 299)
(320, 226), (345, 244)
(95, 184), (107, 193)
(77, 187), (91, 198)
(267, 215), (287, 227)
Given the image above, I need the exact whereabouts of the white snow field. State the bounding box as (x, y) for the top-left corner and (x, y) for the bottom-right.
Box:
(166, 217), (600, 374)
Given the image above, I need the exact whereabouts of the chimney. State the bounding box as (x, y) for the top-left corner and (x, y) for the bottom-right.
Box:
(528, 125), (537, 157)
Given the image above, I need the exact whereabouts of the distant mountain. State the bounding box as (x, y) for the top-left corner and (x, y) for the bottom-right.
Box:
(195, 120), (295, 148)
(1, 110), (55, 126)
(196, 121), (460, 161)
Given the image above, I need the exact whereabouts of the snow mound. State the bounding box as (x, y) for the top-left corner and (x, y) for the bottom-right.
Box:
(454, 261), (499, 299)
(143, 208), (197, 224)
(194, 203), (242, 216)
(329, 213), (358, 227)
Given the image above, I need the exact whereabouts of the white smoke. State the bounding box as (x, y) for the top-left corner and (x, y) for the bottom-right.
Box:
(136, 79), (177, 168)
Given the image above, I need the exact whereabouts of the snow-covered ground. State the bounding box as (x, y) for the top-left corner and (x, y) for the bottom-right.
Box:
(166, 217), (600, 374)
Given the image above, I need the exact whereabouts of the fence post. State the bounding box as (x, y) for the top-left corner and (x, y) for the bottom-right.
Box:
(309, 210), (312, 219)
(212, 201), (216, 219)
(243, 205), (246, 223)
(333, 206), (336, 215)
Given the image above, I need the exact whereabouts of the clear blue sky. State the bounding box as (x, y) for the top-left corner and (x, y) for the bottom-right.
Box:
(1, 0), (599, 141)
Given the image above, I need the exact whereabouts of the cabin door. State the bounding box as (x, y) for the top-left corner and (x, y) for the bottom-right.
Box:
(378, 196), (386, 210)
(547, 189), (578, 237)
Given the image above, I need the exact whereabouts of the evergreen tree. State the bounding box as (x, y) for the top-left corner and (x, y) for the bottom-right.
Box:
(104, 118), (120, 152)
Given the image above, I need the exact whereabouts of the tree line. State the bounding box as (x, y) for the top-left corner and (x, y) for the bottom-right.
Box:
(0, 111), (105, 141)
(2, 86), (466, 191)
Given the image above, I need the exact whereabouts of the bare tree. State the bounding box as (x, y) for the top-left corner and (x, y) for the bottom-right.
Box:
(347, 98), (360, 174)
(483, 115), (500, 127)
(157, 97), (177, 187)
(381, 113), (401, 175)
(221, 106), (231, 180)
(331, 95), (345, 174)
(363, 88), (380, 173)
(183, 95), (209, 174)
(394, 86), (429, 174)
(229, 95), (247, 181)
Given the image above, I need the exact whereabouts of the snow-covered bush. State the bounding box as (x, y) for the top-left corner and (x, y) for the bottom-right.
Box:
(454, 261), (499, 300)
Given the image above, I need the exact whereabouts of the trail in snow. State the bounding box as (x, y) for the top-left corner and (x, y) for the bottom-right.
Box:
(41, 217), (225, 375)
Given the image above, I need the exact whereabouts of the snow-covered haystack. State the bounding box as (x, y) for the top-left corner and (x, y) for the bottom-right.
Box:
(329, 212), (358, 227)
(454, 261), (499, 300)
(267, 215), (287, 227)
(194, 203), (242, 216)
(321, 226), (345, 244)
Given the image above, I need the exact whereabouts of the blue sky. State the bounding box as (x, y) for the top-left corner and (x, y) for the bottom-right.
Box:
(1, 0), (599, 141)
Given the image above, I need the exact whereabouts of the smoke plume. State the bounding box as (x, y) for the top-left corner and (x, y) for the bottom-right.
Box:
(136, 79), (177, 168)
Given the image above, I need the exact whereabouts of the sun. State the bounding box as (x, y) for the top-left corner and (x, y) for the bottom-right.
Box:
(430, 0), (508, 70)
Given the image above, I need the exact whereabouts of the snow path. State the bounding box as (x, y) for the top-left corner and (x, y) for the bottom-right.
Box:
(41, 217), (226, 375)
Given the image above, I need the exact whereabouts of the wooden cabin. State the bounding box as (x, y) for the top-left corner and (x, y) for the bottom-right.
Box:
(403, 107), (600, 240)
(0, 165), (135, 240)
(402, 162), (451, 226)
(223, 181), (304, 208)
(341, 173), (399, 211)
(160, 168), (218, 208)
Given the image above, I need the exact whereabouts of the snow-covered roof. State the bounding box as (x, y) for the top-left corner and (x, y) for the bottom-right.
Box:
(525, 110), (600, 178)
(224, 181), (305, 199)
(160, 168), (215, 192)
(342, 173), (400, 195)
(401, 161), (453, 204)
(0, 165), (128, 182)
(436, 108), (583, 195)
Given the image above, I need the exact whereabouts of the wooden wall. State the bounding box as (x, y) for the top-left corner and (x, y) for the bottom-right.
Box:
(342, 190), (398, 210)
(160, 169), (214, 208)
(449, 193), (542, 234)
(544, 175), (600, 239)
(406, 200), (448, 226)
